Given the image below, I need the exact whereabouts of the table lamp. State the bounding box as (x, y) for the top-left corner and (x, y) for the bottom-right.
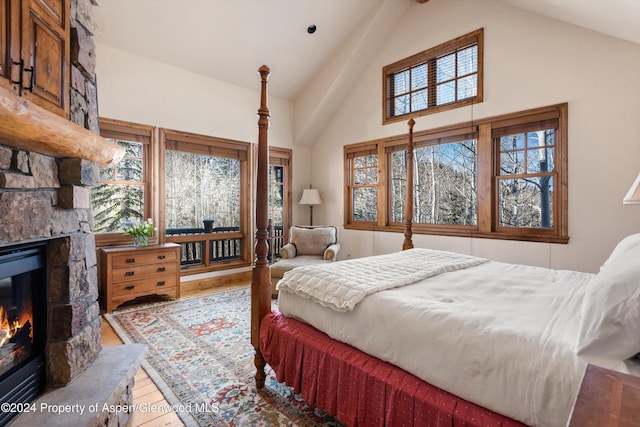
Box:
(299, 188), (322, 225)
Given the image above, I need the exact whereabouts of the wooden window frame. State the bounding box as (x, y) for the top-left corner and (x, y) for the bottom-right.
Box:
(344, 103), (569, 244)
(269, 147), (293, 237)
(490, 105), (567, 241)
(383, 29), (484, 124)
(344, 142), (383, 227)
(386, 123), (480, 234)
(160, 128), (252, 274)
(93, 118), (156, 248)
(268, 146), (293, 258)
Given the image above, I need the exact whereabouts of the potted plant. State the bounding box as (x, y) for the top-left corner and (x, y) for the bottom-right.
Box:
(123, 218), (156, 247)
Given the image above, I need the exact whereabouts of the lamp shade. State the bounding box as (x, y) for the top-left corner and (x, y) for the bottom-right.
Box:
(623, 172), (640, 204)
(299, 189), (322, 205)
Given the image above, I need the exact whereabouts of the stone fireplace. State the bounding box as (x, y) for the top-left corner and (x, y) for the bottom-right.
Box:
(0, 137), (146, 427)
(0, 150), (102, 387)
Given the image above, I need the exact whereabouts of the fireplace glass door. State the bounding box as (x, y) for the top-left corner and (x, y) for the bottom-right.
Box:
(0, 244), (46, 425)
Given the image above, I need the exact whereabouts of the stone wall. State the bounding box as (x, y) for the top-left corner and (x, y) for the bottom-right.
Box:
(70, 0), (99, 134)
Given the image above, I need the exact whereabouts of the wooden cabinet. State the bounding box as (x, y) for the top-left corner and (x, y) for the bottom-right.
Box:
(0, 0), (69, 117)
(100, 243), (181, 313)
(0, 1), (20, 90)
(569, 364), (640, 427)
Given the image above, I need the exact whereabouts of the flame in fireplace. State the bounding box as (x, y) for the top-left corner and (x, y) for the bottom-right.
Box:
(0, 306), (32, 348)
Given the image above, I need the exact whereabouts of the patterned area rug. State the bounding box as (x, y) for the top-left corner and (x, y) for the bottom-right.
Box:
(104, 286), (342, 427)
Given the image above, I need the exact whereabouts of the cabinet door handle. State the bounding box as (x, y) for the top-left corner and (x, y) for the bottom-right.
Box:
(126, 258), (135, 263)
(158, 255), (166, 260)
(157, 267), (166, 272)
(125, 271), (135, 277)
(156, 281), (165, 286)
(125, 285), (135, 291)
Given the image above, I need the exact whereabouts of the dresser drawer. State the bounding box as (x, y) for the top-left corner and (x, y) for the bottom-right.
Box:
(112, 276), (178, 297)
(100, 243), (181, 312)
(111, 250), (177, 267)
(111, 262), (178, 283)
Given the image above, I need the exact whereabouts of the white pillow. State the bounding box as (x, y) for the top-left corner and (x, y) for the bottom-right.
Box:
(577, 245), (640, 361)
(601, 233), (640, 269)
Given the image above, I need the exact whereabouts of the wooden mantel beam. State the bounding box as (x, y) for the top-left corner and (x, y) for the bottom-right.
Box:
(0, 86), (124, 167)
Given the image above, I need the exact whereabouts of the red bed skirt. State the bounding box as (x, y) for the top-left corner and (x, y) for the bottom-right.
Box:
(260, 311), (527, 427)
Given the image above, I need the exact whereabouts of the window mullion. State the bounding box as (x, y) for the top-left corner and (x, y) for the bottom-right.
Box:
(408, 67), (413, 113)
(377, 144), (387, 227)
(428, 57), (437, 108)
(476, 123), (493, 234)
(454, 48), (459, 102)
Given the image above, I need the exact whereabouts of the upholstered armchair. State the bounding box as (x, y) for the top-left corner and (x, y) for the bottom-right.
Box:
(270, 225), (340, 297)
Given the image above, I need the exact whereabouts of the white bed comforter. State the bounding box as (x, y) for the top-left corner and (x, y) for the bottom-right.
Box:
(277, 256), (595, 427)
(277, 248), (488, 312)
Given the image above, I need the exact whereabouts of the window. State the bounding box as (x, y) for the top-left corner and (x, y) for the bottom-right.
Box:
(344, 104), (568, 243)
(493, 114), (563, 236)
(268, 147), (292, 263)
(345, 144), (379, 224)
(390, 135), (478, 226)
(383, 29), (483, 124)
(92, 122), (294, 275)
(91, 118), (155, 247)
(160, 129), (251, 273)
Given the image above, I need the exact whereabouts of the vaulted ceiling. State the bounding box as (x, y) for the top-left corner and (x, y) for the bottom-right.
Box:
(93, 0), (640, 103)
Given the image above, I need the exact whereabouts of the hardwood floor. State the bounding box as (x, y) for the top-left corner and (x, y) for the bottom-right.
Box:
(101, 282), (248, 427)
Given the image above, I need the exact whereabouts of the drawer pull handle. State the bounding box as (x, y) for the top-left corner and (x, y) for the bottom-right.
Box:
(156, 281), (166, 286)
(126, 258), (135, 263)
(157, 267), (166, 272)
(125, 285), (135, 291)
(125, 271), (135, 277)
(158, 255), (166, 260)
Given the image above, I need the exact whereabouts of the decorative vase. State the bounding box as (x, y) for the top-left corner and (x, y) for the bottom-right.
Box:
(203, 219), (214, 233)
(134, 235), (149, 247)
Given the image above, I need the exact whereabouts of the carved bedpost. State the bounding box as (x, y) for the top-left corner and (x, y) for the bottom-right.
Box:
(252, 65), (272, 389)
(403, 119), (415, 250)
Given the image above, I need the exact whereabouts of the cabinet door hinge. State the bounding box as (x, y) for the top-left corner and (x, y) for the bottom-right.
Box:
(23, 66), (34, 91)
(10, 59), (22, 85)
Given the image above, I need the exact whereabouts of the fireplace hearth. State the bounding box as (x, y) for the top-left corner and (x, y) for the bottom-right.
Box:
(0, 243), (47, 426)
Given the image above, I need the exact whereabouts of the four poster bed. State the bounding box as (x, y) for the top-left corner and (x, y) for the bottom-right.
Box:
(250, 66), (640, 426)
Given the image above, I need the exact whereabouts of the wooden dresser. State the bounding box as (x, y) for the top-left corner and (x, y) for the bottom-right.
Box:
(569, 364), (640, 427)
(100, 243), (181, 313)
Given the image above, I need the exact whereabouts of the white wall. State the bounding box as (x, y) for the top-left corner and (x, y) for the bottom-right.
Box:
(308, 0), (640, 272)
(96, 44), (295, 150)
